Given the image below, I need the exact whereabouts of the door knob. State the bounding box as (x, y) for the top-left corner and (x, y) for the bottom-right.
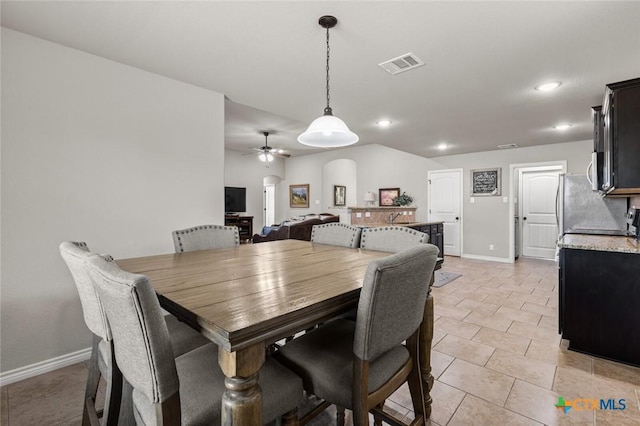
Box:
(523, 217), (527, 221)
(455, 217), (459, 221)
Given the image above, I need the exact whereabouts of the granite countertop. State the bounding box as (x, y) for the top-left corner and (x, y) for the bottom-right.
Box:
(559, 234), (640, 254)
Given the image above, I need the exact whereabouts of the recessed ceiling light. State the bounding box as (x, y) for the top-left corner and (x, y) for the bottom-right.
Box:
(553, 123), (572, 130)
(436, 143), (448, 150)
(535, 81), (562, 92)
(377, 119), (392, 127)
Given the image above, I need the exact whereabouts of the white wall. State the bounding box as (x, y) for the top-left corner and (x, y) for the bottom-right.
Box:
(224, 150), (285, 231)
(281, 140), (592, 260)
(322, 158), (357, 214)
(430, 140), (592, 259)
(281, 144), (441, 223)
(1, 29), (225, 373)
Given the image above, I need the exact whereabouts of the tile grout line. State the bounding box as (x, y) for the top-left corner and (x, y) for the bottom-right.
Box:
(443, 391), (468, 425)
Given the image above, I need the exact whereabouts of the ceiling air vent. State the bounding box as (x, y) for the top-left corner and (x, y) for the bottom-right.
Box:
(378, 53), (424, 75)
(498, 143), (519, 149)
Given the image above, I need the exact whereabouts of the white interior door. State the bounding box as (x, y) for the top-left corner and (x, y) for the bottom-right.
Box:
(264, 184), (275, 227)
(520, 169), (560, 259)
(428, 169), (462, 256)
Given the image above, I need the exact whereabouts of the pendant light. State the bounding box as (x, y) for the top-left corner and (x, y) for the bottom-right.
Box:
(298, 15), (359, 148)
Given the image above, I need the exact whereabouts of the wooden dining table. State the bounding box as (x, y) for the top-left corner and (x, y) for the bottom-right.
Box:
(116, 239), (436, 425)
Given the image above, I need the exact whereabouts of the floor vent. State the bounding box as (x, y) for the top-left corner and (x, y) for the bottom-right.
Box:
(378, 53), (424, 75)
(498, 143), (519, 149)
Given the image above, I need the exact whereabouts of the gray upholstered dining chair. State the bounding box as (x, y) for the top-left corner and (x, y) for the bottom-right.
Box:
(276, 244), (439, 426)
(311, 223), (362, 248)
(85, 253), (304, 426)
(172, 224), (239, 253)
(59, 241), (209, 426)
(359, 226), (428, 253)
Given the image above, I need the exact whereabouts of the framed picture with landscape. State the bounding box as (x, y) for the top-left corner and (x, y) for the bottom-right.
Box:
(379, 187), (400, 206)
(290, 184), (310, 208)
(334, 185), (346, 206)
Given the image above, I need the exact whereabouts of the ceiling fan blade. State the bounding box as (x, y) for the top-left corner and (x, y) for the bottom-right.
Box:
(272, 152), (291, 158)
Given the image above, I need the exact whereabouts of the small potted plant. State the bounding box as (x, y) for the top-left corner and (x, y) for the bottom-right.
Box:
(392, 192), (413, 206)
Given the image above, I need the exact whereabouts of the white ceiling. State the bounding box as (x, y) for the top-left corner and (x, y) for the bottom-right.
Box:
(2, 1), (639, 158)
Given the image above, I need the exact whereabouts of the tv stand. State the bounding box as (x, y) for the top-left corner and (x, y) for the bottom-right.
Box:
(225, 215), (253, 243)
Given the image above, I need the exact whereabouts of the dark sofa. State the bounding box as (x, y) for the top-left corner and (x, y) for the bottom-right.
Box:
(252, 213), (339, 243)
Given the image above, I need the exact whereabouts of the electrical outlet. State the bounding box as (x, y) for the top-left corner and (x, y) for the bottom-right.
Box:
(489, 244), (495, 251)
(365, 212), (371, 217)
(356, 212), (362, 218)
(403, 211), (407, 215)
(470, 197), (475, 203)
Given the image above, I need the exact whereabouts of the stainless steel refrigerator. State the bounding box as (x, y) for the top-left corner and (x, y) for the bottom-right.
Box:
(557, 174), (627, 236)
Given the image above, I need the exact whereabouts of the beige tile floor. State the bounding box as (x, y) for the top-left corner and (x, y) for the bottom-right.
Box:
(2, 256), (639, 425)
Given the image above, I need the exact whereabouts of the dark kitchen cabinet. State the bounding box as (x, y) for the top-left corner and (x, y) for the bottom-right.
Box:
(559, 247), (640, 366)
(408, 222), (444, 258)
(602, 77), (640, 195)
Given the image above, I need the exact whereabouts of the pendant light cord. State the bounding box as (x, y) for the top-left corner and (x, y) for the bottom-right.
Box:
(325, 25), (331, 114)
(297, 15), (358, 147)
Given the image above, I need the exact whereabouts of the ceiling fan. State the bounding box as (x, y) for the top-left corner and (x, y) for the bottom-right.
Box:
(252, 131), (290, 162)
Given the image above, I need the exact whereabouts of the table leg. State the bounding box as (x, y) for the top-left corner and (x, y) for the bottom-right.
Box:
(218, 343), (265, 425)
(419, 292), (434, 419)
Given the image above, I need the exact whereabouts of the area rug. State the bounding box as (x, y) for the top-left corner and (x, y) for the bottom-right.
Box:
(432, 271), (462, 288)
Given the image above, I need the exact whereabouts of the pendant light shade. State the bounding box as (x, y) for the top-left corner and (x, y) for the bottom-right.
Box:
(298, 16), (358, 148)
(298, 114), (359, 147)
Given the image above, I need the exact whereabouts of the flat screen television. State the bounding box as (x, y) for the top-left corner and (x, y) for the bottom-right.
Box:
(225, 186), (246, 214)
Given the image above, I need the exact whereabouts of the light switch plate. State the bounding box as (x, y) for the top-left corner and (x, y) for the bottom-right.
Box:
(365, 212), (371, 217)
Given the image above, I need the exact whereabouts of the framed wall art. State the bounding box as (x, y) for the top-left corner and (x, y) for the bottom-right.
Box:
(334, 185), (346, 207)
(471, 168), (501, 196)
(379, 188), (400, 206)
(290, 184), (310, 208)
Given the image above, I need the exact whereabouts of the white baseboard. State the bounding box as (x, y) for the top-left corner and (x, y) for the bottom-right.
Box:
(461, 253), (514, 264)
(0, 347), (92, 387)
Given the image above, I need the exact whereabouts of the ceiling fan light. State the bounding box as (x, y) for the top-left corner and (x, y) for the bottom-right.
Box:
(257, 131), (275, 162)
(298, 115), (359, 147)
(259, 152), (274, 162)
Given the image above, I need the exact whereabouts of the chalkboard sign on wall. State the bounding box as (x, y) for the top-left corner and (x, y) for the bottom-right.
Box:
(471, 168), (501, 196)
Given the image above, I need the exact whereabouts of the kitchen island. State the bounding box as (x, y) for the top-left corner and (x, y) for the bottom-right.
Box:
(558, 234), (640, 366)
(361, 221), (444, 260)
(347, 206), (444, 257)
